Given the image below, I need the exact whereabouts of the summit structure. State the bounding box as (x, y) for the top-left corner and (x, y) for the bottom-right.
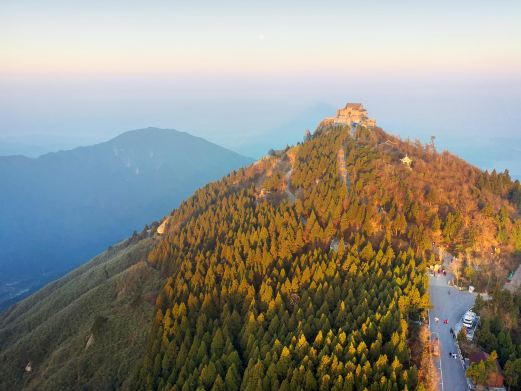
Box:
(322, 103), (376, 127)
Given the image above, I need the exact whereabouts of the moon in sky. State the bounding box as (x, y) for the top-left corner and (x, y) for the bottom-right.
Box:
(258, 34), (265, 40)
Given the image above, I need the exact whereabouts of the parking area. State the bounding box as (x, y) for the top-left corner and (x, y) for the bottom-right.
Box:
(454, 314), (479, 342)
(429, 273), (476, 391)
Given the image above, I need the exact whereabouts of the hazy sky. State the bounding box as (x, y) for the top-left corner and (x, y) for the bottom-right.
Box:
(1, 1), (520, 173)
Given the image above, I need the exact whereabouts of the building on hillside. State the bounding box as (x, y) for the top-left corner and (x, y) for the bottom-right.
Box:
(321, 103), (377, 128)
(336, 103), (367, 123)
(257, 187), (271, 199)
(400, 154), (413, 168)
(467, 351), (505, 391)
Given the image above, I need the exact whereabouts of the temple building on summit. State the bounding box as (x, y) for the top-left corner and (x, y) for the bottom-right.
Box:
(322, 103), (377, 128)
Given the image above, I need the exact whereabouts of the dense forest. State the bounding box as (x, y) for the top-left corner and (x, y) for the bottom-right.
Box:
(470, 288), (521, 389)
(132, 122), (521, 390)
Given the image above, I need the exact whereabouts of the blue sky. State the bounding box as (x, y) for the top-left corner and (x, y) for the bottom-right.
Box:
(1, 1), (520, 174)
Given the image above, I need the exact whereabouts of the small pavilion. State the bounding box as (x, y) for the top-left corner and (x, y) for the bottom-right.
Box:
(400, 154), (413, 168)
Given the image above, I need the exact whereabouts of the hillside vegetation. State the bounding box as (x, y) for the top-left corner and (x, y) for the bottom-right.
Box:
(0, 235), (164, 391)
(133, 121), (521, 391)
(3, 116), (521, 391)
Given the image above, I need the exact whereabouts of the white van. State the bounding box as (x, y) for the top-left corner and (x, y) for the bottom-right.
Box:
(463, 310), (476, 329)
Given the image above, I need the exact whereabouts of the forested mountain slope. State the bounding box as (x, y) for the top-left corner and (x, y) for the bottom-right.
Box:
(0, 232), (164, 391)
(0, 128), (252, 309)
(3, 110), (521, 391)
(132, 119), (521, 390)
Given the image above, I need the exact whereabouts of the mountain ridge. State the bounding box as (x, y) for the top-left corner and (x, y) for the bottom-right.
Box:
(133, 108), (521, 390)
(0, 127), (252, 309)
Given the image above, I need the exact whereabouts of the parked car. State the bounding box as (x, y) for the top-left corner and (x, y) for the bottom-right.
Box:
(463, 310), (476, 329)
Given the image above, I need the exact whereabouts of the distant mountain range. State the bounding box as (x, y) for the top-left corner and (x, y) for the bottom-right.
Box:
(442, 136), (521, 181)
(0, 128), (252, 309)
(0, 141), (52, 158)
(235, 102), (336, 158)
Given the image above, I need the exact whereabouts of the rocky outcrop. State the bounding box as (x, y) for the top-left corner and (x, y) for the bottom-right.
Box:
(156, 218), (170, 235)
(85, 334), (95, 350)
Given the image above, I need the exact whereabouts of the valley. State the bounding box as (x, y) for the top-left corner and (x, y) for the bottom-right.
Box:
(0, 274), (61, 311)
(0, 233), (163, 391)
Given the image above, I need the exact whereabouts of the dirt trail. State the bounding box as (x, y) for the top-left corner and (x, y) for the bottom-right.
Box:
(284, 169), (295, 203)
(337, 148), (347, 183)
(337, 148), (351, 190)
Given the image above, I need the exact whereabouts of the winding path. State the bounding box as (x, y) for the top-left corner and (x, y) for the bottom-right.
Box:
(284, 169), (295, 203)
(337, 147), (351, 190)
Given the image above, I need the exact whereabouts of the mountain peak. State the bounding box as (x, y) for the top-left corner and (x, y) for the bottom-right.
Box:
(111, 127), (183, 142)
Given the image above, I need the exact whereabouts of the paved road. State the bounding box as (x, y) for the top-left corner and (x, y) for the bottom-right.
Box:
(429, 273), (475, 391)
